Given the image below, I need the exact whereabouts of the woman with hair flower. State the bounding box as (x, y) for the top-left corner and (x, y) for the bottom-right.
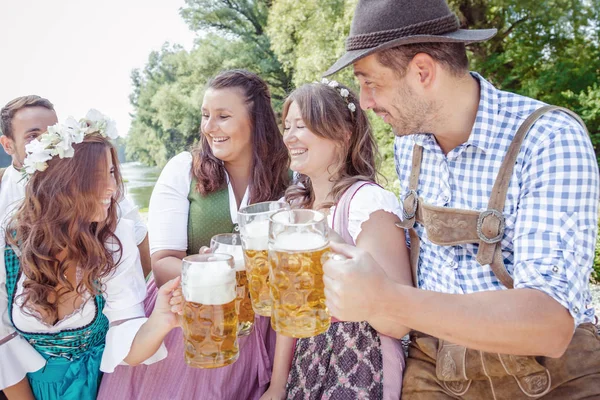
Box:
(97, 69), (290, 400)
(0, 112), (184, 400)
(261, 81), (411, 400)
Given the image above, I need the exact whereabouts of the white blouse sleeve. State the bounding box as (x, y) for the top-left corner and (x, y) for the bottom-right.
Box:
(347, 185), (403, 243)
(99, 219), (167, 373)
(148, 152), (192, 255)
(0, 228), (45, 389)
(117, 196), (148, 246)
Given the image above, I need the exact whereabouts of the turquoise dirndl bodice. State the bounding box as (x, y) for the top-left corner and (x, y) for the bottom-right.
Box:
(4, 246), (109, 400)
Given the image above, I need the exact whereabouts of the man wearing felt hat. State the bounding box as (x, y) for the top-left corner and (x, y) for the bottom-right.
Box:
(322, 0), (600, 398)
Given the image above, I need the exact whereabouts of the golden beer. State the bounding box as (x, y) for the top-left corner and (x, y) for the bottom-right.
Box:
(181, 254), (239, 368)
(238, 202), (289, 317)
(268, 210), (331, 338)
(182, 299), (239, 369)
(211, 234), (254, 336)
(235, 270), (255, 336)
(243, 247), (272, 316)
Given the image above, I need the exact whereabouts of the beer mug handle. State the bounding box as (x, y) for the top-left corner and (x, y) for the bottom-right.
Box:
(235, 286), (244, 315)
(320, 251), (347, 265)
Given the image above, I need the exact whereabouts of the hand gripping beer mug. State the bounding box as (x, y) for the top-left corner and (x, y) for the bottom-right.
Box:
(210, 233), (255, 337)
(238, 201), (290, 316)
(268, 209), (331, 338)
(181, 254), (239, 369)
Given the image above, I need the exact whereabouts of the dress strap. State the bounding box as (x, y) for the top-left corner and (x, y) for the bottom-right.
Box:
(331, 181), (376, 245)
(4, 245), (21, 313)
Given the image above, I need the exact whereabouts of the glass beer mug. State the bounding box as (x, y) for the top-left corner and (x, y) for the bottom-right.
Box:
(268, 209), (331, 338)
(210, 233), (255, 337)
(181, 254), (239, 369)
(238, 201), (290, 316)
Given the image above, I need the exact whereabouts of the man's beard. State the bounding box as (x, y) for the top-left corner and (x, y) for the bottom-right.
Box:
(376, 81), (432, 137)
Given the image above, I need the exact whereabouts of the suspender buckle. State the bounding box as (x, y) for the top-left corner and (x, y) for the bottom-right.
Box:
(477, 209), (505, 244)
(402, 189), (418, 220)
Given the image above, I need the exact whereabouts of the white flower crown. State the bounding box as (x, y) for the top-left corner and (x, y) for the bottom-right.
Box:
(320, 78), (357, 113)
(23, 109), (119, 175)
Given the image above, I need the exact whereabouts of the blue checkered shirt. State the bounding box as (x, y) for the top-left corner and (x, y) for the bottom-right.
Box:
(394, 73), (599, 326)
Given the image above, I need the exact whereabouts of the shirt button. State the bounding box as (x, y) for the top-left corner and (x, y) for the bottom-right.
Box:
(573, 307), (580, 314)
(448, 261), (458, 269)
(552, 266), (559, 273)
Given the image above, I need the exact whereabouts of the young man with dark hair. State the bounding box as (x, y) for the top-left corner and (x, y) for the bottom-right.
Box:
(322, 0), (600, 398)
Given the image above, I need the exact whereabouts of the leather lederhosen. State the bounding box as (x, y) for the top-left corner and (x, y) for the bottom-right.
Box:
(398, 106), (600, 399)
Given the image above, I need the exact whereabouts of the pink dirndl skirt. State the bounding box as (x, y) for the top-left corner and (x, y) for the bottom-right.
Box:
(97, 276), (276, 400)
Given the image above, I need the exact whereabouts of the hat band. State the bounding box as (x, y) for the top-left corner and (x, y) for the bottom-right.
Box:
(346, 14), (460, 51)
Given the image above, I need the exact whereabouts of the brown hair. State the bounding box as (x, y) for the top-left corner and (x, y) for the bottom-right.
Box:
(282, 83), (378, 209)
(1, 96), (54, 139)
(377, 42), (469, 77)
(191, 70), (290, 203)
(8, 133), (123, 322)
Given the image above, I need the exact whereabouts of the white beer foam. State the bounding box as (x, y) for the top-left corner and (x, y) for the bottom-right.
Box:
(241, 220), (269, 250)
(214, 244), (246, 271)
(183, 264), (236, 305)
(273, 232), (327, 251)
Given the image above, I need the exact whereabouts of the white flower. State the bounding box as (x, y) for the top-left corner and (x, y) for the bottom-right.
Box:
(85, 108), (105, 124)
(54, 133), (75, 159)
(327, 80), (339, 88)
(104, 118), (119, 139)
(321, 78), (330, 85)
(23, 139), (54, 174)
(339, 88), (349, 98)
(83, 109), (118, 139)
(62, 117), (86, 144)
(348, 103), (356, 112)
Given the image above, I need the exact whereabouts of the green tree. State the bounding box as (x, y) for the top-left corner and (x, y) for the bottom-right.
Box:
(449, 0), (600, 154)
(181, 0), (293, 103)
(127, 1), (295, 166)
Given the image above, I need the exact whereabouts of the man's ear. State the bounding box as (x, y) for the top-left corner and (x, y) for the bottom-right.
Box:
(0, 135), (15, 155)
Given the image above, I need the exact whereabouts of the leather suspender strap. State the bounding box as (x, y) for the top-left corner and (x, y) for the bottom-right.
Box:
(0, 167), (6, 184)
(476, 106), (588, 288)
(397, 144), (424, 286)
(398, 144), (423, 229)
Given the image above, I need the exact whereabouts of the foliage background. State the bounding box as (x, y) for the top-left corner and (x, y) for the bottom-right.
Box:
(125, 0), (600, 281)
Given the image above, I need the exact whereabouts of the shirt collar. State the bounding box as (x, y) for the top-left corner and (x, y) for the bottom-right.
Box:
(464, 72), (500, 153)
(406, 72), (500, 152)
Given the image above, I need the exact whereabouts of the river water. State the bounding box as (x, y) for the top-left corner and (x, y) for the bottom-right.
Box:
(120, 162), (161, 211)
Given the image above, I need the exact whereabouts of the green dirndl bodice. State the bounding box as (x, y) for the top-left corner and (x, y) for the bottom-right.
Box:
(4, 246), (109, 400)
(186, 179), (239, 255)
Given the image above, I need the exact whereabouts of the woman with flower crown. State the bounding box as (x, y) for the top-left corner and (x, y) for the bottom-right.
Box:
(0, 112), (184, 400)
(97, 70), (290, 400)
(260, 81), (411, 400)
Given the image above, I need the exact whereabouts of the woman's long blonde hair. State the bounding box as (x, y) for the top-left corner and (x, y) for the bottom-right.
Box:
(283, 82), (379, 209)
(8, 133), (123, 322)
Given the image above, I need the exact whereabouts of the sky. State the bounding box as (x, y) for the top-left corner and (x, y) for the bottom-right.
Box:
(0, 0), (197, 136)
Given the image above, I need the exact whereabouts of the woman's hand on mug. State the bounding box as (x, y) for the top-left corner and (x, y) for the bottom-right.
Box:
(153, 276), (183, 329)
(198, 246), (212, 255)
